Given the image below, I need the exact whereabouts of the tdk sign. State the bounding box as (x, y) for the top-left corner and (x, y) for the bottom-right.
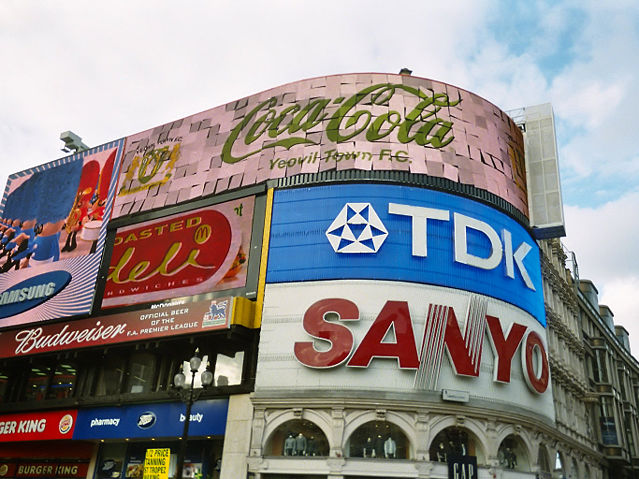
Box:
(327, 201), (534, 291)
(267, 184), (545, 327)
(326, 203), (388, 253)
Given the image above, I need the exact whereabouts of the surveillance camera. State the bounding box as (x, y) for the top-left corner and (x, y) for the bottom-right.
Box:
(60, 131), (82, 145)
(59, 130), (89, 152)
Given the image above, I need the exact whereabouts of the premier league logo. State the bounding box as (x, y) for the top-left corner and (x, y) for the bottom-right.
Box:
(325, 203), (388, 254)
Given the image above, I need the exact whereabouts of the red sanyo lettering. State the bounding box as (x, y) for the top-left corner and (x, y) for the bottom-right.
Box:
(293, 298), (358, 368)
(293, 298), (549, 394)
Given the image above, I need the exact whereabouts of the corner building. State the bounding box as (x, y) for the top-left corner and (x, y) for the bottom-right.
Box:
(0, 73), (621, 479)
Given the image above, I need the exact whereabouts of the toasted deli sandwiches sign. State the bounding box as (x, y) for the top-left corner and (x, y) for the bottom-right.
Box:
(103, 197), (253, 308)
(257, 282), (555, 421)
(0, 271), (71, 318)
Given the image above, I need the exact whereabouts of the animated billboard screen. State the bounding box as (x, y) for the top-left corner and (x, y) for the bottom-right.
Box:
(112, 73), (527, 220)
(102, 196), (254, 308)
(266, 184), (544, 326)
(0, 142), (122, 327)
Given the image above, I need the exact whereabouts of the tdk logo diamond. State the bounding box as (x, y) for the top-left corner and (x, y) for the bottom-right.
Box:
(325, 203), (388, 253)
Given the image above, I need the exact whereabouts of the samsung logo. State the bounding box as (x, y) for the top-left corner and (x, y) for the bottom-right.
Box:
(0, 271), (71, 318)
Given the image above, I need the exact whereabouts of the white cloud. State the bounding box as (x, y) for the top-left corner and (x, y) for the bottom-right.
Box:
(564, 192), (639, 352)
(0, 0), (638, 355)
(599, 277), (639, 355)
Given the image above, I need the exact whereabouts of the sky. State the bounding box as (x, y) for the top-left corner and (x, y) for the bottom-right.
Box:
(1, 1), (638, 351)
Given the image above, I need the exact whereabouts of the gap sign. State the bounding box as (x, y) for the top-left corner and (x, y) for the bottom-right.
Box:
(267, 184), (545, 326)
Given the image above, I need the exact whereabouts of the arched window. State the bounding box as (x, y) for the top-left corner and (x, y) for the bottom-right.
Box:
(346, 421), (409, 459)
(497, 434), (530, 472)
(536, 446), (551, 479)
(553, 451), (565, 479)
(264, 419), (329, 457)
(571, 458), (579, 479)
(429, 427), (483, 463)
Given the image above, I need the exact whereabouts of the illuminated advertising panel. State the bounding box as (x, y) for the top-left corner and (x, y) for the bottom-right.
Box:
(72, 400), (228, 440)
(102, 196), (254, 308)
(0, 296), (236, 359)
(0, 409), (77, 442)
(112, 74), (527, 220)
(0, 142), (123, 327)
(267, 184), (544, 326)
(257, 281), (554, 422)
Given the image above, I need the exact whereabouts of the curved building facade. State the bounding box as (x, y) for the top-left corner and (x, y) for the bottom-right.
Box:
(0, 73), (620, 479)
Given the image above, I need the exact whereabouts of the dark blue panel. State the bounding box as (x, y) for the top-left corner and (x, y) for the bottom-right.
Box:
(73, 399), (228, 439)
(266, 184), (545, 327)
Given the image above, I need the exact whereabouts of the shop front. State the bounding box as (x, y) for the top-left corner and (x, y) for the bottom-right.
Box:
(74, 400), (228, 479)
(0, 410), (95, 479)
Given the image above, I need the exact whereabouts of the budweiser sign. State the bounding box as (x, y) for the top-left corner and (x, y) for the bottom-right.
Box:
(0, 297), (232, 358)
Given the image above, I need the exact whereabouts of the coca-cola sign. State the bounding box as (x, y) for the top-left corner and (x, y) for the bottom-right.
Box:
(0, 297), (233, 358)
(102, 197), (254, 308)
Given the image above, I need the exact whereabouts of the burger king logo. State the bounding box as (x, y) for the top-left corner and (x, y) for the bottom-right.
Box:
(0, 464), (9, 477)
(59, 414), (73, 434)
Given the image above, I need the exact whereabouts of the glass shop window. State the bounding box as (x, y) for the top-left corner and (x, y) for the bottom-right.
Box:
(23, 364), (52, 401)
(429, 427), (483, 463)
(0, 370), (9, 402)
(497, 434), (530, 472)
(46, 362), (78, 399)
(96, 353), (126, 396)
(214, 351), (244, 387)
(347, 421), (409, 459)
(265, 419), (329, 457)
(127, 352), (156, 393)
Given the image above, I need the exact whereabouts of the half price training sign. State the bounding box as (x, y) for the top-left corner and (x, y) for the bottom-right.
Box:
(142, 448), (170, 479)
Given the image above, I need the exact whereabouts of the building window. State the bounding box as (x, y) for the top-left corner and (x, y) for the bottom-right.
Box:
(595, 349), (609, 383)
(0, 370), (9, 402)
(429, 427), (483, 464)
(127, 352), (156, 393)
(23, 363), (52, 401)
(96, 353), (126, 396)
(600, 397), (619, 445)
(214, 351), (244, 387)
(265, 419), (329, 457)
(46, 362), (78, 399)
(347, 421), (408, 459)
(497, 435), (530, 472)
(536, 446), (551, 479)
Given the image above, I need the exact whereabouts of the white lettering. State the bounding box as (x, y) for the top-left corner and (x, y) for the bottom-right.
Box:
(388, 203), (449, 257)
(454, 212), (503, 270)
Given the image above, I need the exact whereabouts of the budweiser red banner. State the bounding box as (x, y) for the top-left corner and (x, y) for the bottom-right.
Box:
(0, 297), (233, 358)
(102, 197), (254, 308)
(0, 410), (76, 442)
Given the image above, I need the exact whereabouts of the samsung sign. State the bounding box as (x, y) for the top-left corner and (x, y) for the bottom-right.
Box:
(0, 271), (71, 318)
(266, 184), (545, 327)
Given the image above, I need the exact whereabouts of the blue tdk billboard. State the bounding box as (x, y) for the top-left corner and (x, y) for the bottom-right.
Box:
(266, 184), (545, 327)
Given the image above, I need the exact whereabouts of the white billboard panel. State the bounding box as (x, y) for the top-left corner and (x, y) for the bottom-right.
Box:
(509, 103), (565, 238)
(257, 280), (554, 423)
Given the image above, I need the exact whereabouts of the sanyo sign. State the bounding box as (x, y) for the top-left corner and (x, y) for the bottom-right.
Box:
(267, 184), (545, 327)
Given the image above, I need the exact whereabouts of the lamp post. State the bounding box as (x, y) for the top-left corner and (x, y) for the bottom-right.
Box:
(172, 349), (213, 479)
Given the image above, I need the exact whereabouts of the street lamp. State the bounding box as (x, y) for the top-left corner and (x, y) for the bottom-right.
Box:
(172, 348), (213, 479)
